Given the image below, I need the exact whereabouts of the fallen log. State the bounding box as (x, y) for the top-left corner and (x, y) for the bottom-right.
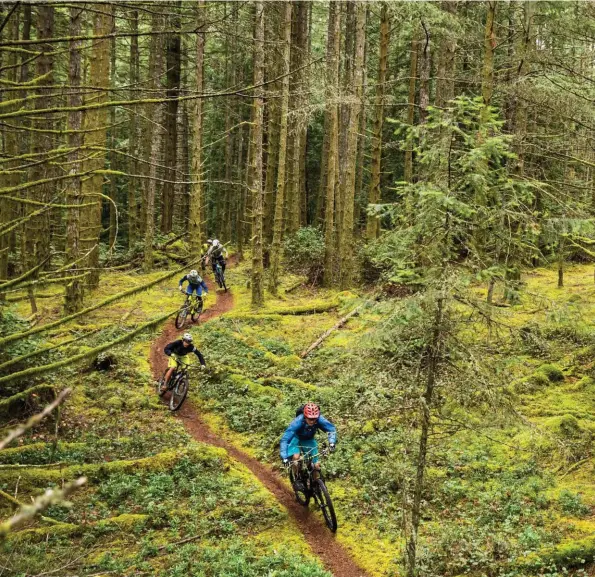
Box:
(300, 306), (362, 358)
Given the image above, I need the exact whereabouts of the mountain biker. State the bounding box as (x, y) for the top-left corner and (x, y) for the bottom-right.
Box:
(179, 269), (208, 302)
(204, 239), (228, 276)
(161, 333), (206, 392)
(280, 402), (336, 492)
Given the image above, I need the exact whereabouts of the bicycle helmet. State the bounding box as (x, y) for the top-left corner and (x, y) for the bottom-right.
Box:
(207, 239), (213, 245)
(212, 239), (221, 247)
(188, 269), (201, 283)
(303, 402), (320, 419)
(182, 333), (193, 343)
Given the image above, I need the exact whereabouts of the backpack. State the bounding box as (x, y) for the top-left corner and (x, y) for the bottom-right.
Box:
(295, 404), (305, 418)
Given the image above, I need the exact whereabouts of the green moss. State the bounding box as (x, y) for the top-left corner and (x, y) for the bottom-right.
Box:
(227, 374), (283, 399)
(536, 363), (565, 383)
(0, 446), (227, 491)
(259, 376), (317, 392)
(575, 375), (595, 392)
(522, 535), (595, 569)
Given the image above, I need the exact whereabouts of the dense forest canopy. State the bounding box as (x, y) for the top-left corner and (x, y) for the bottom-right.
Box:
(0, 1), (594, 576)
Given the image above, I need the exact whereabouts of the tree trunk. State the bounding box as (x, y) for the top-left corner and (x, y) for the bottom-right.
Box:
(338, 2), (366, 289)
(127, 9), (140, 250)
(108, 4), (118, 250)
(435, 1), (457, 107)
(404, 35), (419, 185)
(81, 4), (111, 288)
(366, 3), (389, 241)
(405, 297), (445, 577)
(418, 23), (431, 125)
(322, 1), (341, 287)
(268, 1), (292, 295)
(480, 1), (496, 125)
(64, 6), (85, 313)
(24, 5), (55, 313)
(251, 1), (265, 307)
(188, 0), (206, 256)
(142, 12), (165, 272)
(161, 2), (182, 234)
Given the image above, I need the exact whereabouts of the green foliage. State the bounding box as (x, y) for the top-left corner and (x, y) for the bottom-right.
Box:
(557, 490), (590, 517)
(283, 227), (325, 284)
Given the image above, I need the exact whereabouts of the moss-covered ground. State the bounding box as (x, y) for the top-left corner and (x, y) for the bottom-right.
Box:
(0, 261), (330, 577)
(1, 258), (593, 577)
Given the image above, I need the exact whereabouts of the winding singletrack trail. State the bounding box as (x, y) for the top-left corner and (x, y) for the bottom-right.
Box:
(149, 268), (371, 577)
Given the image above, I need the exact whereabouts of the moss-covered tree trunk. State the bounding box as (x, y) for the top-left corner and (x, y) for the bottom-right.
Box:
(81, 4), (111, 289)
(127, 9), (140, 250)
(322, 1), (341, 287)
(24, 5), (54, 314)
(251, 1), (265, 307)
(143, 12), (165, 272)
(161, 2), (181, 235)
(64, 6), (85, 313)
(404, 34), (419, 186)
(108, 4), (118, 250)
(366, 3), (389, 241)
(338, 2), (366, 289)
(268, 1), (292, 295)
(188, 0), (206, 257)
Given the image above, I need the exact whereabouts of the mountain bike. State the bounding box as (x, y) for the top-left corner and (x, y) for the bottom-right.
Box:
(286, 445), (337, 532)
(175, 294), (203, 329)
(156, 357), (193, 411)
(214, 261), (227, 292)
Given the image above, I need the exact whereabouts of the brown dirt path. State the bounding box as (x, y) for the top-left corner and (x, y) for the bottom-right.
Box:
(149, 268), (371, 577)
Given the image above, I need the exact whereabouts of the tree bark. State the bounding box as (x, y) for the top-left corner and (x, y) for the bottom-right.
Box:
(188, 0), (206, 257)
(322, 1), (341, 287)
(108, 4), (118, 250)
(268, 1), (292, 295)
(142, 12), (165, 272)
(251, 1), (265, 307)
(127, 9), (140, 250)
(161, 1), (182, 234)
(81, 3), (111, 288)
(404, 35), (419, 184)
(64, 6), (85, 313)
(338, 2), (366, 289)
(366, 3), (389, 241)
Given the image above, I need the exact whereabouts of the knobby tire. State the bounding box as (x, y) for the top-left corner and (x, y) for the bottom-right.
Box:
(175, 305), (188, 329)
(289, 467), (310, 507)
(313, 479), (337, 532)
(169, 373), (189, 411)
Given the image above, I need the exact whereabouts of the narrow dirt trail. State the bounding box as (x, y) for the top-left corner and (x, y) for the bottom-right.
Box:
(149, 270), (371, 577)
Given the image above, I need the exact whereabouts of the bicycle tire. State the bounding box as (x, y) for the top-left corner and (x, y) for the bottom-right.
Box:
(175, 306), (188, 329)
(191, 299), (203, 323)
(313, 479), (337, 532)
(169, 373), (189, 411)
(289, 467), (310, 507)
(156, 370), (169, 398)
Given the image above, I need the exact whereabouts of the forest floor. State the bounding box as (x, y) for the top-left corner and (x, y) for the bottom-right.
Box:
(1, 254), (593, 577)
(149, 264), (371, 577)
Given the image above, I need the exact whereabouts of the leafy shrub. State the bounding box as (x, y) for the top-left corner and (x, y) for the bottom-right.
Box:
(283, 227), (325, 284)
(558, 490), (590, 517)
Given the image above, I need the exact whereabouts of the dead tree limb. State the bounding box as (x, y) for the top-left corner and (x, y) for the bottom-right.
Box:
(300, 306), (361, 358)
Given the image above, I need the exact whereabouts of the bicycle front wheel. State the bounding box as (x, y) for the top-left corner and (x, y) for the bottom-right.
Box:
(313, 479), (337, 532)
(191, 299), (203, 322)
(175, 306), (188, 329)
(169, 373), (189, 411)
(289, 468), (310, 507)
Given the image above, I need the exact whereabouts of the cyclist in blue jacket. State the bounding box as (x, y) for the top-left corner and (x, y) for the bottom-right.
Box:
(179, 269), (208, 299)
(280, 402), (336, 491)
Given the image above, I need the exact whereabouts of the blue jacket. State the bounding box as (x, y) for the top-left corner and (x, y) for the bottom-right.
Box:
(179, 275), (208, 296)
(280, 414), (337, 460)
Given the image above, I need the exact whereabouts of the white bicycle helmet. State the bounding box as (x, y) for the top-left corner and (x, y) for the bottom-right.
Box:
(212, 239), (221, 247)
(182, 333), (193, 343)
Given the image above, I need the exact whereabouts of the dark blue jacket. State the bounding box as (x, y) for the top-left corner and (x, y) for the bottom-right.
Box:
(280, 414), (337, 460)
(179, 274), (208, 296)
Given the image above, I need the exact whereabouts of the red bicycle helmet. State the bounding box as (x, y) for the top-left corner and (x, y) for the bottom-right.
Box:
(303, 402), (320, 419)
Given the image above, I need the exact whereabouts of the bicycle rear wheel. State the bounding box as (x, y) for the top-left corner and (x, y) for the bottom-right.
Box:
(156, 370), (169, 397)
(175, 306), (188, 329)
(169, 373), (189, 411)
(313, 479), (337, 532)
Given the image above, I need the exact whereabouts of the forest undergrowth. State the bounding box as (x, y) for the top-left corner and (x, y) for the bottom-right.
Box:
(0, 256), (593, 577)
